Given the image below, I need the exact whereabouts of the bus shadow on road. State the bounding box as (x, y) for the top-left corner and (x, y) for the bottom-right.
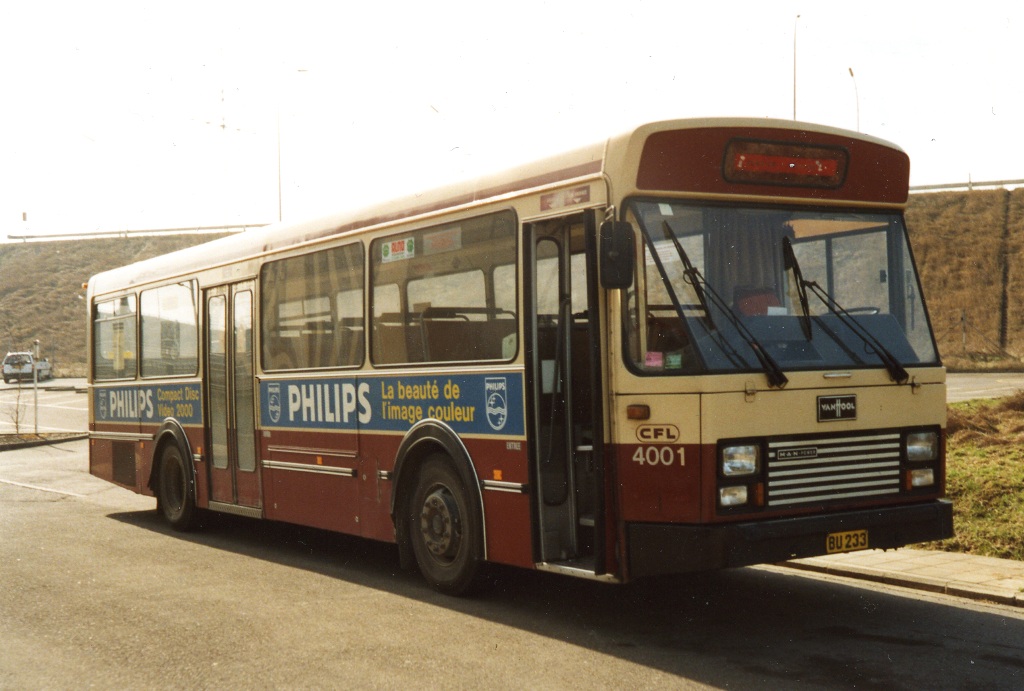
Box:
(107, 508), (422, 589)
(106, 508), (1024, 688)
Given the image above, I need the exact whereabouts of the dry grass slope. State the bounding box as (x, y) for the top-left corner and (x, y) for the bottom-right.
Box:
(906, 188), (1024, 368)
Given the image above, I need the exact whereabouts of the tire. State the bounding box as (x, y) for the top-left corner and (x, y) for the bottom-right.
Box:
(156, 444), (199, 531)
(408, 454), (482, 595)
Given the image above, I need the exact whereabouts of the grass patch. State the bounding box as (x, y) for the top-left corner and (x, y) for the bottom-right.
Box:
(920, 392), (1024, 561)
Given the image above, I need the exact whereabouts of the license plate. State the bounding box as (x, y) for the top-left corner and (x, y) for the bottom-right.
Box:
(826, 529), (869, 554)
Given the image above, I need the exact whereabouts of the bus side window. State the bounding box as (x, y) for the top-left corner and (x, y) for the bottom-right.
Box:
(370, 210), (517, 365)
(336, 287), (365, 368)
(140, 281), (198, 377)
(260, 242), (364, 371)
(371, 284), (403, 364)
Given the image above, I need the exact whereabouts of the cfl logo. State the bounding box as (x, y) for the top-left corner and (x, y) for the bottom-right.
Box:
(636, 424), (680, 443)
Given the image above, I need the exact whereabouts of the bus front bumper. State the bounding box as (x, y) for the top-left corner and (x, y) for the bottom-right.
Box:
(626, 500), (954, 580)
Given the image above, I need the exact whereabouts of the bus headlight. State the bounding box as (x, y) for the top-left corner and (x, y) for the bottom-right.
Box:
(906, 430), (938, 462)
(909, 468), (935, 488)
(719, 485), (749, 507)
(721, 444), (759, 476)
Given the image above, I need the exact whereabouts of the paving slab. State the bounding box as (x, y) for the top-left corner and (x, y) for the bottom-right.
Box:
(782, 548), (1024, 607)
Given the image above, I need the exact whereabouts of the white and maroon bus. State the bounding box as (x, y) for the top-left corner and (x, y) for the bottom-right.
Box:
(87, 118), (952, 594)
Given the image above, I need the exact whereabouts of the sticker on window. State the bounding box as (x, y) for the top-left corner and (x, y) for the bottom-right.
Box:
(423, 227), (462, 255)
(382, 237), (415, 263)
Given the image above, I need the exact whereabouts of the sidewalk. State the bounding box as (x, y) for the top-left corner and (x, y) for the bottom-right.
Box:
(782, 548), (1024, 608)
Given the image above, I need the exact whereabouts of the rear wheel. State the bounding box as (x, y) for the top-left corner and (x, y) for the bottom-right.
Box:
(408, 455), (482, 595)
(156, 444), (198, 531)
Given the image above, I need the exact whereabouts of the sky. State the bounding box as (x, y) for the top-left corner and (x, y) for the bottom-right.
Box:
(1, 1), (1022, 240)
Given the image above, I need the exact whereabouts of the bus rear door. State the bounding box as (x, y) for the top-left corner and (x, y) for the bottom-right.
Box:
(205, 281), (262, 514)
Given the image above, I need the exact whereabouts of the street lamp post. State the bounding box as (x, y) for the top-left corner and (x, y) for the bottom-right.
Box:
(793, 14), (800, 120)
(849, 67), (860, 132)
(277, 111), (283, 222)
(276, 69), (308, 224)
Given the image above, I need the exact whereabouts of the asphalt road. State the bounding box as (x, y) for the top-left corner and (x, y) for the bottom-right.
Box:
(945, 371), (1024, 403)
(1, 440), (1022, 688)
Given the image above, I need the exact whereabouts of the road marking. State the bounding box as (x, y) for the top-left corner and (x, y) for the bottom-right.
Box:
(0, 478), (85, 498)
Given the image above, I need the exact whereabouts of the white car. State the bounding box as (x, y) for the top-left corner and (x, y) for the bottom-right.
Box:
(2, 351), (52, 384)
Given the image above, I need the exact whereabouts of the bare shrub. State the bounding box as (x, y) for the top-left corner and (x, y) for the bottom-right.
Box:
(948, 390), (1024, 446)
(994, 389), (1024, 413)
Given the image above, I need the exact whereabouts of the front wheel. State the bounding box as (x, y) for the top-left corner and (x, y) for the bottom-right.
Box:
(408, 455), (482, 595)
(156, 444), (198, 531)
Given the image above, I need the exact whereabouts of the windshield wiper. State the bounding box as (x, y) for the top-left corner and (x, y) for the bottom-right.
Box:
(658, 222), (788, 389)
(782, 237), (868, 365)
(799, 279), (910, 385)
(782, 237), (813, 341)
(656, 221), (715, 332)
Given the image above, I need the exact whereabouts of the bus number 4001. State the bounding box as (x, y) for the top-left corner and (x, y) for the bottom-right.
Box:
(632, 445), (685, 467)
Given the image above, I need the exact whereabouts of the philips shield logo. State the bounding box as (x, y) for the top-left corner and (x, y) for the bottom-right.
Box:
(485, 377), (508, 431)
(268, 383), (282, 424)
(818, 394), (857, 422)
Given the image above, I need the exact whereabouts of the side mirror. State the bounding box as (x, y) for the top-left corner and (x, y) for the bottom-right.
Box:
(599, 220), (635, 289)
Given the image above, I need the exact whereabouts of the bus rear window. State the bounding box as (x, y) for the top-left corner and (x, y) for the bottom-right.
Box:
(93, 295), (137, 381)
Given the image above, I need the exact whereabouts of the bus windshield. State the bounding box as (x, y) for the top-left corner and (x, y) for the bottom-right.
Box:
(625, 200), (939, 377)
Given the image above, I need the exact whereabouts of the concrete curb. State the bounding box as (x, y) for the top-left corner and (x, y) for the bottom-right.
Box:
(0, 434), (88, 452)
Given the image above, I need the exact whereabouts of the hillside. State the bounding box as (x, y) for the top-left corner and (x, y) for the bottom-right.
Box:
(0, 234), (227, 376)
(906, 188), (1024, 368)
(2, 189), (1023, 375)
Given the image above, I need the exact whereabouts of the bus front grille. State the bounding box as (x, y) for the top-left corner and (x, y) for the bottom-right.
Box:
(765, 432), (902, 508)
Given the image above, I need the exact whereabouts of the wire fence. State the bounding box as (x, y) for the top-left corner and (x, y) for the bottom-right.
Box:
(933, 310), (1021, 363)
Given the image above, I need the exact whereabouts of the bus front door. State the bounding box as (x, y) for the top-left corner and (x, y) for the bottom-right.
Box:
(528, 214), (603, 569)
(205, 281), (261, 514)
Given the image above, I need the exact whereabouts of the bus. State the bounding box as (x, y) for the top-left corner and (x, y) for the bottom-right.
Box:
(87, 118), (953, 594)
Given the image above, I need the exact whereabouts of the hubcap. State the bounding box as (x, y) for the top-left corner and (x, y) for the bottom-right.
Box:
(419, 487), (461, 560)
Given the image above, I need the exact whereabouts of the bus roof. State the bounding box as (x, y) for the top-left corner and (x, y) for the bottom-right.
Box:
(88, 117), (906, 298)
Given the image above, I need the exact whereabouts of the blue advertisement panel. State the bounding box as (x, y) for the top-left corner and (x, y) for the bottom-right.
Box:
(260, 372), (525, 437)
(93, 383), (203, 426)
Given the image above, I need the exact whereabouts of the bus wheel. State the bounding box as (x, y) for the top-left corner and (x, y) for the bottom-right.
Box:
(156, 445), (198, 532)
(409, 455), (481, 595)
